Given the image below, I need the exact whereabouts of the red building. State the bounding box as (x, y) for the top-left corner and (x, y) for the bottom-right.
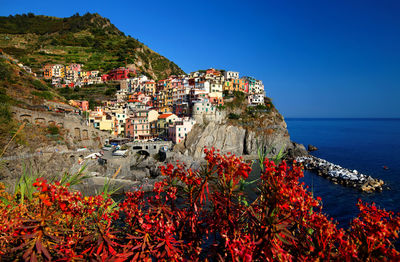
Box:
(102, 67), (131, 81)
(125, 117), (134, 138)
(174, 103), (190, 116)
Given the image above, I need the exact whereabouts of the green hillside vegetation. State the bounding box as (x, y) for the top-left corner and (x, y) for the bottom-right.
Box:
(0, 56), (62, 105)
(0, 56), (57, 140)
(220, 91), (277, 130)
(58, 82), (119, 109)
(0, 13), (184, 80)
(0, 57), (74, 151)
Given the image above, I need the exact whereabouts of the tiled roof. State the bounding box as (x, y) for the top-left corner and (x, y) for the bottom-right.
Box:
(158, 113), (173, 119)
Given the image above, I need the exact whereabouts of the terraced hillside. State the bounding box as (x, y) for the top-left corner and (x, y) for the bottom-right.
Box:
(0, 13), (184, 80)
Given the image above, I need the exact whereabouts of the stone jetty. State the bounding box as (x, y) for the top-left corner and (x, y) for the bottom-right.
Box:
(296, 155), (384, 193)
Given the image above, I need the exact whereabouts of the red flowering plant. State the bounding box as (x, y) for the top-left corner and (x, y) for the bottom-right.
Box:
(0, 147), (399, 261)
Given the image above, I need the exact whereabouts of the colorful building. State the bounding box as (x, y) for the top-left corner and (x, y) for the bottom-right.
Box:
(168, 117), (196, 144)
(125, 110), (158, 140)
(102, 67), (131, 81)
(157, 113), (179, 138)
(43, 64), (53, 79)
(52, 64), (65, 78)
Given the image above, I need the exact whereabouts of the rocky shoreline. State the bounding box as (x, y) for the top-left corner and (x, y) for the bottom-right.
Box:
(296, 155), (384, 193)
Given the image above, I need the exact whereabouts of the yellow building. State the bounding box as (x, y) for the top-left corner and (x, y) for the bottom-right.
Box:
(157, 113), (179, 137)
(145, 81), (156, 95)
(223, 81), (234, 92)
(52, 64), (65, 78)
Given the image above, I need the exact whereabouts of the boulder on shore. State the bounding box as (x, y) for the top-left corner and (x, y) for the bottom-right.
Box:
(308, 144), (318, 152)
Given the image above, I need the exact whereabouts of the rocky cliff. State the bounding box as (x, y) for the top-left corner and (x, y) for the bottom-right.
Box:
(174, 101), (307, 159)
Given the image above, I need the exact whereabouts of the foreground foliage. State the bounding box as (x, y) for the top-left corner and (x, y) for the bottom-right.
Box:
(0, 148), (399, 261)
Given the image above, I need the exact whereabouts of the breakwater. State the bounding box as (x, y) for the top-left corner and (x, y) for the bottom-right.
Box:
(296, 155), (384, 192)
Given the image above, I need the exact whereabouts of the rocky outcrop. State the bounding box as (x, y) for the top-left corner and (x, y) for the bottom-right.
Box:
(308, 144), (318, 152)
(175, 122), (246, 158)
(297, 156), (384, 192)
(174, 109), (307, 159)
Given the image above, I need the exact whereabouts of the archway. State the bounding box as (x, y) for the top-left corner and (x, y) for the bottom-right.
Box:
(82, 130), (89, 140)
(136, 150), (150, 158)
(20, 114), (31, 122)
(34, 118), (46, 125)
(74, 127), (81, 139)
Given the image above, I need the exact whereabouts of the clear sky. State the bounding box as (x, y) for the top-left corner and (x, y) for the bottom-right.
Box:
(1, 0), (399, 118)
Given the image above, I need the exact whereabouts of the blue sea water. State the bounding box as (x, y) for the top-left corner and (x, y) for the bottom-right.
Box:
(285, 118), (400, 228)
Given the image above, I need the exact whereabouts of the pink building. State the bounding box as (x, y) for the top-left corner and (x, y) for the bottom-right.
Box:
(80, 101), (89, 111)
(69, 63), (82, 72)
(168, 118), (196, 144)
(126, 110), (159, 141)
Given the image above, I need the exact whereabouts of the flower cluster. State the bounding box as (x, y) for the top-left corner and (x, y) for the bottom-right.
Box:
(0, 147), (399, 261)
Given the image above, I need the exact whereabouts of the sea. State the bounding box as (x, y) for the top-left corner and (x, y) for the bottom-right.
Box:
(285, 118), (400, 228)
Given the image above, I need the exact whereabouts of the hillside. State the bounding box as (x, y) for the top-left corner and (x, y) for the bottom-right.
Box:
(0, 53), (63, 147)
(0, 13), (184, 80)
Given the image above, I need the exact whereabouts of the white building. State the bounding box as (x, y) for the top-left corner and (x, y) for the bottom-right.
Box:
(116, 90), (128, 103)
(195, 81), (211, 93)
(121, 75), (149, 92)
(209, 80), (223, 94)
(168, 117), (196, 144)
(253, 80), (264, 94)
(248, 94), (265, 106)
(52, 64), (64, 78)
(192, 100), (217, 116)
(224, 71), (239, 80)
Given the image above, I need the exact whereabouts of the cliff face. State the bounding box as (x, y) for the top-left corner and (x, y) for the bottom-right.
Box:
(175, 106), (307, 159)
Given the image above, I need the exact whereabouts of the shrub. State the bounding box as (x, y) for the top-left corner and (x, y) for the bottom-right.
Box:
(104, 87), (116, 96)
(228, 113), (240, 119)
(47, 125), (60, 135)
(31, 90), (53, 100)
(0, 59), (12, 82)
(0, 148), (399, 260)
(32, 79), (48, 91)
(255, 104), (268, 110)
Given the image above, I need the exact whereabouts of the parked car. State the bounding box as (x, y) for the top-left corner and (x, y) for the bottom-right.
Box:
(102, 144), (113, 151)
(112, 150), (128, 157)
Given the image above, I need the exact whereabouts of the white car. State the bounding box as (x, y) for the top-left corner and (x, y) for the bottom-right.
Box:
(112, 150), (128, 156)
(84, 153), (102, 159)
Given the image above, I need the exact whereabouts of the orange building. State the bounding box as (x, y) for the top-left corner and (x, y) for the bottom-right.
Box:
(223, 81), (234, 92)
(43, 64), (53, 79)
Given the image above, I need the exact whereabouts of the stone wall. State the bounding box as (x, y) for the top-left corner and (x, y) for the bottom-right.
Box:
(11, 107), (110, 147)
(192, 109), (227, 125)
(130, 141), (173, 155)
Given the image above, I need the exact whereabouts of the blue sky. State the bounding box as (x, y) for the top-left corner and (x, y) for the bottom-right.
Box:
(1, 0), (400, 117)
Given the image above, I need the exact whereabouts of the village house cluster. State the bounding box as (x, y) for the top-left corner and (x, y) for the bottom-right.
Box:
(42, 63), (103, 88)
(69, 68), (266, 144)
